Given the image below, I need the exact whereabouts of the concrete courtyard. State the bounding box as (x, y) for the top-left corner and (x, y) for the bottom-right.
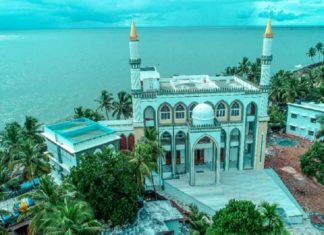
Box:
(164, 169), (306, 224)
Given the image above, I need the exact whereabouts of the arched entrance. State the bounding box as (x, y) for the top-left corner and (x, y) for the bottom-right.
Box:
(220, 130), (226, 170)
(244, 102), (257, 169)
(160, 131), (172, 177)
(229, 128), (240, 169)
(191, 135), (219, 185)
(175, 131), (186, 174)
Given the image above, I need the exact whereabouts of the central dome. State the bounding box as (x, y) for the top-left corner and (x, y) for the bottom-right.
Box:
(192, 103), (214, 126)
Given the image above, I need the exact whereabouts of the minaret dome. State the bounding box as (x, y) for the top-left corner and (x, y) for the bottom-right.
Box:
(264, 18), (273, 38)
(130, 20), (138, 41)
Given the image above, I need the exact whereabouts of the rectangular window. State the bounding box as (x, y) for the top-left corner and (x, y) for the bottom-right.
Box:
(308, 130), (314, 136)
(291, 113), (297, 119)
(161, 113), (170, 120)
(310, 118), (317, 123)
(290, 125), (296, 131)
(217, 109), (225, 117)
(175, 112), (185, 119)
(231, 109), (240, 116)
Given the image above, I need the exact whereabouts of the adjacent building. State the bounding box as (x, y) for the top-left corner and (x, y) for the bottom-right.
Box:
(287, 102), (324, 141)
(42, 118), (120, 181)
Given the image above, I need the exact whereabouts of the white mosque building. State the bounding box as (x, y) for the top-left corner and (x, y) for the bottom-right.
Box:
(104, 19), (274, 186)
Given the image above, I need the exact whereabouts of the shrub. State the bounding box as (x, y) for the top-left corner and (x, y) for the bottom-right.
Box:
(300, 141), (324, 184)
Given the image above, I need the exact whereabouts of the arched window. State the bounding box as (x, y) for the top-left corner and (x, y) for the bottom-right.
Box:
(175, 131), (185, 145)
(230, 129), (240, 142)
(161, 132), (172, 145)
(144, 106), (155, 127)
(189, 103), (197, 118)
(231, 102), (240, 116)
(175, 104), (185, 119)
(160, 105), (171, 120)
(247, 103), (256, 115)
(216, 103), (226, 117)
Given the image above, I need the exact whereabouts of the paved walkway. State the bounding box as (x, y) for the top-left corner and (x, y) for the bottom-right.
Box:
(165, 169), (304, 221)
(162, 169), (321, 234)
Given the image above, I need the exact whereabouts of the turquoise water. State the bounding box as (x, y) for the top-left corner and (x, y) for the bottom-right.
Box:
(0, 27), (323, 128)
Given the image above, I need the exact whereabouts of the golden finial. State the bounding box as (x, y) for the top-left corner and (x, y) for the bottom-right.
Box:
(264, 18), (273, 38)
(130, 20), (138, 41)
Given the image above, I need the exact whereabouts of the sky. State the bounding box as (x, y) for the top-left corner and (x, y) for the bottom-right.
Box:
(0, 0), (323, 29)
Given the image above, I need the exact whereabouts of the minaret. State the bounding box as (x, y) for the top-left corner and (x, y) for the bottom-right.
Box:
(129, 20), (141, 91)
(129, 20), (144, 140)
(255, 19), (273, 170)
(260, 18), (273, 88)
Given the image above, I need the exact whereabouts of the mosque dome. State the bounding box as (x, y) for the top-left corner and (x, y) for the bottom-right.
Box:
(192, 103), (214, 126)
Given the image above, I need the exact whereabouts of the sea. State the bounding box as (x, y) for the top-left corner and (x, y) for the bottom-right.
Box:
(0, 27), (323, 129)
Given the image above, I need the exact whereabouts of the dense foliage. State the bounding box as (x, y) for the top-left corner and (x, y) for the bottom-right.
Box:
(307, 42), (324, 62)
(268, 105), (286, 131)
(300, 141), (324, 184)
(187, 204), (211, 235)
(206, 199), (286, 235)
(222, 57), (261, 84)
(0, 117), (50, 199)
(69, 148), (138, 226)
(75, 90), (132, 121)
(20, 175), (102, 235)
(74, 106), (104, 121)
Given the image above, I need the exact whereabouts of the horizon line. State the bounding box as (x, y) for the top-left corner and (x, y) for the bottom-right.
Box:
(0, 25), (323, 31)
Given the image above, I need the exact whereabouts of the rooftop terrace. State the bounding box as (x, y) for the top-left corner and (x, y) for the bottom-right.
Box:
(289, 102), (324, 113)
(160, 75), (258, 91)
(45, 118), (114, 144)
(43, 118), (118, 154)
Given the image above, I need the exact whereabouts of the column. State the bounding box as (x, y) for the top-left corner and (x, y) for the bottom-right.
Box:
(216, 146), (221, 184)
(225, 131), (230, 171)
(171, 134), (176, 177)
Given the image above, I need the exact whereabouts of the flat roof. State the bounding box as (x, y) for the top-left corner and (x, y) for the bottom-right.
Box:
(160, 75), (258, 91)
(44, 118), (115, 144)
(288, 102), (324, 113)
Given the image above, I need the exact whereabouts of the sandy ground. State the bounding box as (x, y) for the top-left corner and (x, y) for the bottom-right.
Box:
(265, 134), (324, 214)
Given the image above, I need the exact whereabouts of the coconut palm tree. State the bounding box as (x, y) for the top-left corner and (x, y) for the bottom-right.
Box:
(248, 58), (261, 84)
(282, 75), (299, 103)
(315, 42), (323, 61)
(37, 199), (102, 235)
(144, 128), (165, 198)
(74, 106), (104, 121)
(112, 91), (132, 120)
(223, 66), (238, 76)
(22, 116), (44, 144)
(307, 47), (316, 63)
(129, 141), (152, 192)
(269, 70), (287, 105)
(238, 57), (250, 79)
(0, 122), (22, 154)
(20, 175), (78, 234)
(0, 155), (20, 199)
(259, 202), (284, 235)
(95, 90), (114, 120)
(13, 140), (51, 181)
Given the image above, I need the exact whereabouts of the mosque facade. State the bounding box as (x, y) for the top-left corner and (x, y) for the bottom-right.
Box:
(108, 20), (273, 186)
